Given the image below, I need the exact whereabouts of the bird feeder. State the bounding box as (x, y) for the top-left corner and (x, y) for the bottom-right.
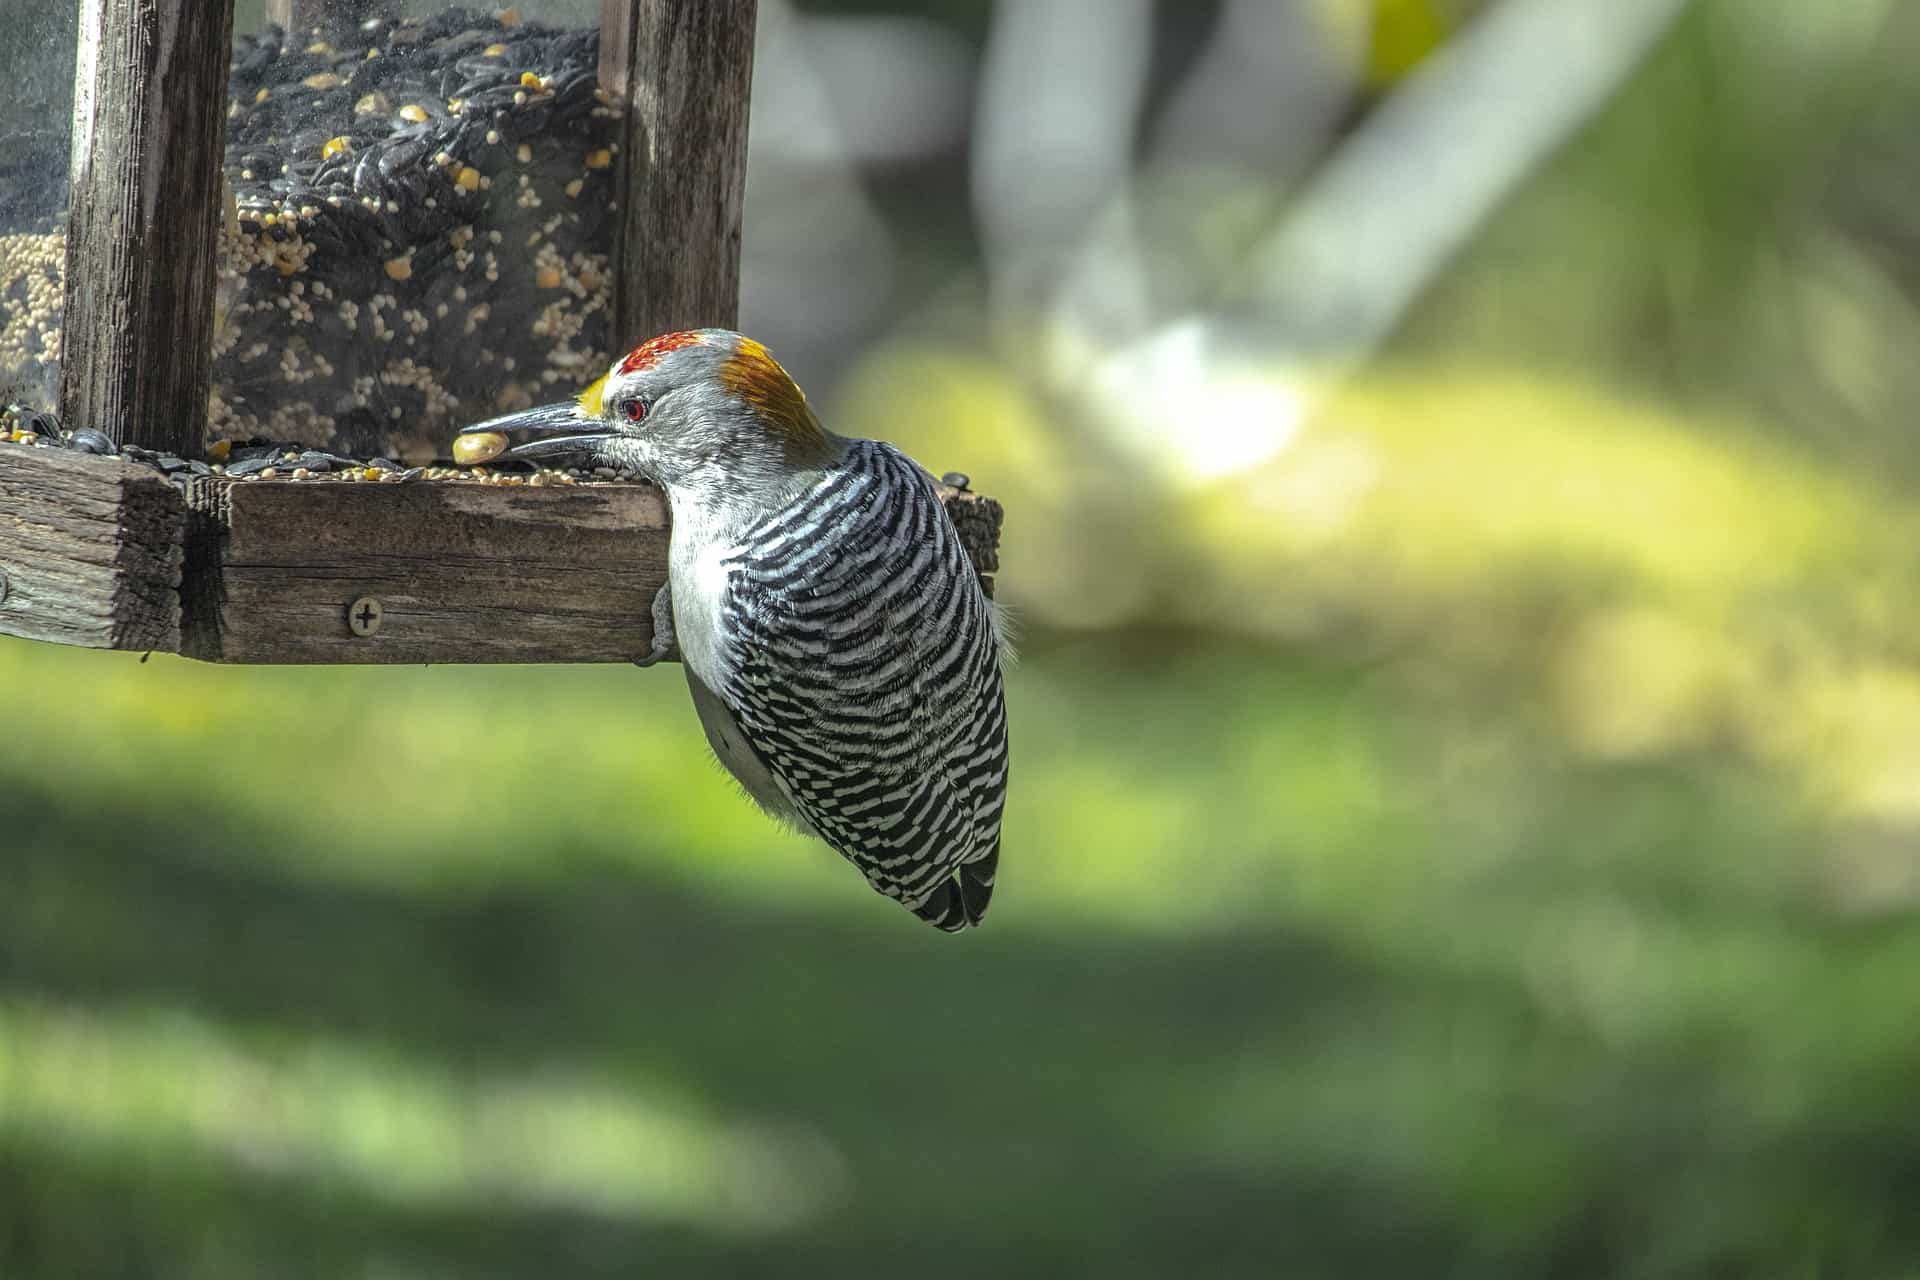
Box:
(0, 0), (1001, 663)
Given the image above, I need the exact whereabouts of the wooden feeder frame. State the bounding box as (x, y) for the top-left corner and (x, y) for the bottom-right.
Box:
(0, 0), (1001, 665)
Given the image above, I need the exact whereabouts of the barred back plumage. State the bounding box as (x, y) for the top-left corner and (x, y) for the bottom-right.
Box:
(708, 439), (1008, 930)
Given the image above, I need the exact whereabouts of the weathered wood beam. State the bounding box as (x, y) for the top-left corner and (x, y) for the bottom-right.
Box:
(600, 0), (758, 342)
(0, 446), (185, 652)
(62, 0), (236, 458)
(179, 477), (1000, 664)
(0, 444), (1000, 666)
(182, 478), (671, 664)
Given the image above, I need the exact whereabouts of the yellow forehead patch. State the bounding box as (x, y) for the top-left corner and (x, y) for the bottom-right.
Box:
(576, 373), (608, 417)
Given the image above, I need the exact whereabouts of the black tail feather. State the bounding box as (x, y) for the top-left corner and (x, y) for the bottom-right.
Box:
(912, 845), (998, 932)
(912, 882), (970, 932)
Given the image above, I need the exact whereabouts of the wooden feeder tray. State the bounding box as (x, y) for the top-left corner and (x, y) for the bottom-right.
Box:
(0, 437), (1001, 664)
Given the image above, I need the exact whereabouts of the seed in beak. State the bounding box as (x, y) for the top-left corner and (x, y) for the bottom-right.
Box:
(453, 431), (509, 465)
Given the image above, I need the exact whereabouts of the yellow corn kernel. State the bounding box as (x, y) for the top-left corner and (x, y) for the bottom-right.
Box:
(398, 104), (429, 124)
(321, 136), (351, 159)
(535, 265), (561, 289)
(483, 43), (508, 57)
(455, 166), (481, 192)
(302, 72), (342, 90)
(384, 255), (413, 281)
(584, 149), (611, 170)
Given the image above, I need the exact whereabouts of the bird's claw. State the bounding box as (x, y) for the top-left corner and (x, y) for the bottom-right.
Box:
(634, 582), (679, 668)
(634, 637), (676, 668)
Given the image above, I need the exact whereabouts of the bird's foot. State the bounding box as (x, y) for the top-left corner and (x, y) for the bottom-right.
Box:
(634, 582), (679, 668)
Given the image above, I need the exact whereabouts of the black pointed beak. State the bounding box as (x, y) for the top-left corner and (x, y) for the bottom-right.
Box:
(460, 401), (612, 460)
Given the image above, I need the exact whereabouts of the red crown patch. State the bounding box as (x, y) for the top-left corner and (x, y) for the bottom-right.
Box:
(617, 330), (706, 375)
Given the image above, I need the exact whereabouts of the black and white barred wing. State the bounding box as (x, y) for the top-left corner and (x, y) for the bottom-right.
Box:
(715, 441), (1009, 931)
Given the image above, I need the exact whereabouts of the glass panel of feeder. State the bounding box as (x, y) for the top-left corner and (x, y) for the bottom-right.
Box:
(0, 5), (79, 414)
(219, 1), (617, 460)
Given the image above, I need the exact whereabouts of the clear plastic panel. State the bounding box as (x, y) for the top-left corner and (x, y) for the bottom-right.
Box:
(216, 1), (616, 459)
(0, 4), (78, 412)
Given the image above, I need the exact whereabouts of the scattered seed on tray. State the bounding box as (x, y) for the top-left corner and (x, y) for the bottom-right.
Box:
(0, 403), (649, 493)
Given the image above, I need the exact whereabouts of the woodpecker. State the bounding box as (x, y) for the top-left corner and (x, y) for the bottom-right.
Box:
(463, 329), (1008, 930)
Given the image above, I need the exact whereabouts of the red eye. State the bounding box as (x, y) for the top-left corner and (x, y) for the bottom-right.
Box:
(623, 397), (646, 422)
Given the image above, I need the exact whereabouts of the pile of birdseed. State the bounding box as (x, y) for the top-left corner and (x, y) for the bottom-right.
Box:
(0, 5), (619, 463)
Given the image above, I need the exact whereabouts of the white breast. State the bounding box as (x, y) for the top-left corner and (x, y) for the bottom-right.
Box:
(668, 513), (812, 830)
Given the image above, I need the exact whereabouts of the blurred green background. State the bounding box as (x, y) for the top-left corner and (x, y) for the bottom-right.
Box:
(10, 0), (1920, 1275)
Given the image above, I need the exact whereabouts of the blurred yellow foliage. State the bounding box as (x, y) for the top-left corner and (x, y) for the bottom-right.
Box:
(1365, 0), (1452, 88)
(1192, 371), (1920, 833)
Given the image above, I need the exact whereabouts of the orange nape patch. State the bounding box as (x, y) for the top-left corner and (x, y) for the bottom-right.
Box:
(721, 338), (831, 462)
(617, 329), (706, 375)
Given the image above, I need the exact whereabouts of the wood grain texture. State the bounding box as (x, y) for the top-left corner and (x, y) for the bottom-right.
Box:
(0, 446), (185, 651)
(601, 0), (759, 344)
(61, 0), (237, 458)
(182, 479), (671, 664)
(178, 478), (1001, 665)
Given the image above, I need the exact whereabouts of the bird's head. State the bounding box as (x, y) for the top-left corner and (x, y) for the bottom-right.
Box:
(462, 328), (839, 502)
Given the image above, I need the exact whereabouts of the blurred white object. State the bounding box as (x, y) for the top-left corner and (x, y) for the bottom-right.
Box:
(1090, 317), (1314, 484)
(1243, 0), (1692, 366)
(1069, 0), (1695, 484)
(973, 0), (1155, 331)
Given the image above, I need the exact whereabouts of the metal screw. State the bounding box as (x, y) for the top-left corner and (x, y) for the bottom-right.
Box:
(347, 596), (384, 637)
